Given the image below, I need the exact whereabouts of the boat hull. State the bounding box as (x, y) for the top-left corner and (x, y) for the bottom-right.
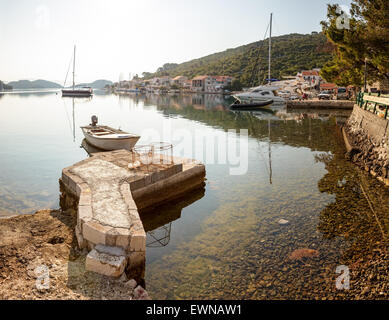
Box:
(62, 89), (93, 97)
(81, 128), (140, 151)
(233, 95), (285, 105)
(230, 100), (274, 110)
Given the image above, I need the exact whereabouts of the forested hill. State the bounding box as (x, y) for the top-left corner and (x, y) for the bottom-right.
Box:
(7, 79), (62, 89)
(145, 32), (333, 87)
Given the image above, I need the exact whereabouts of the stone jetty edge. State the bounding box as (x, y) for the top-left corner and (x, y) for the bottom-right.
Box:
(60, 150), (206, 278)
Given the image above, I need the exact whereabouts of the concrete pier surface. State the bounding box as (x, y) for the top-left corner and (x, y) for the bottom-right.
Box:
(60, 149), (206, 279)
(287, 100), (354, 109)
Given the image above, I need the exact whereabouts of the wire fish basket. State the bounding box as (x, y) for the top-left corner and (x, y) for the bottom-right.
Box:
(130, 142), (173, 171)
(150, 142), (173, 165)
(130, 145), (154, 170)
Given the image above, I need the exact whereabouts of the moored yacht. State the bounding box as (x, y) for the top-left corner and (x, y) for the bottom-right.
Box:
(61, 45), (93, 98)
(233, 13), (286, 106)
(233, 85), (285, 104)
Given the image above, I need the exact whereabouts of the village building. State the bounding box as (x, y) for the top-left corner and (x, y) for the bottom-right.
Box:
(300, 70), (322, 82)
(172, 76), (188, 87)
(191, 75), (233, 93)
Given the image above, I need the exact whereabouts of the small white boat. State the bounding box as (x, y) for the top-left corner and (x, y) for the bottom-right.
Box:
(81, 116), (140, 151)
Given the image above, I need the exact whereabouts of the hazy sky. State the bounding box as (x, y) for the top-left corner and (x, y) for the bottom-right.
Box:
(0, 0), (352, 83)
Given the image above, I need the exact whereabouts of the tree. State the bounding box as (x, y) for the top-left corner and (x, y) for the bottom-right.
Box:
(224, 79), (243, 91)
(321, 1), (389, 86)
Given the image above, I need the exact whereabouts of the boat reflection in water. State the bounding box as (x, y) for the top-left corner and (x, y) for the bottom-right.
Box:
(81, 138), (105, 156)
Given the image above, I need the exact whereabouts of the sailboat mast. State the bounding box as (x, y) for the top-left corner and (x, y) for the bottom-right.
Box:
(268, 13), (272, 85)
(72, 45), (76, 91)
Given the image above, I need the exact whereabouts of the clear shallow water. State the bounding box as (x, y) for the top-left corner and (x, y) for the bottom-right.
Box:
(0, 91), (388, 299)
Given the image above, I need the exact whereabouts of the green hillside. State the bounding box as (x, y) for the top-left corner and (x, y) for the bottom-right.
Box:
(145, 32), (333, 87)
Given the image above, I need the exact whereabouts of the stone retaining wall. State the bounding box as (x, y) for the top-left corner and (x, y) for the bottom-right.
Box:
(287, 100), (354, 109)
(344, 105), (389, 186)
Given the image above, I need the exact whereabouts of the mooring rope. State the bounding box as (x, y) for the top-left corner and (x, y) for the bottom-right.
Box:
(359, 177), (387, 241)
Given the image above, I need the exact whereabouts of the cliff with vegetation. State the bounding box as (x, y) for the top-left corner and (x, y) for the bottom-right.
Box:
(143, 32), (333, 87)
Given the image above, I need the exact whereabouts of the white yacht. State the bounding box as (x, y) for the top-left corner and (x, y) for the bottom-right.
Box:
(233, 85), (285, 104)
(232, 13), (286, 106)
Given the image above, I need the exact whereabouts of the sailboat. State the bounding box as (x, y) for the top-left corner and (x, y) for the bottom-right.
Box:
(233, 13), (285, 106)
(62, 46), (93, 97)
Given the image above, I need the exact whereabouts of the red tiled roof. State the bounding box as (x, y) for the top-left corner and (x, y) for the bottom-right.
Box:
(302, 70), (320, 76)
(192, 76), (209, 80)
(173, 76), (186, 80)
(320, 83), (337, 89)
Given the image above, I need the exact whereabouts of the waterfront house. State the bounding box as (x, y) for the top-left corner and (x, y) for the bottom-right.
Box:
(214, 76), (233, 90)
(172, 76), (188, 87)
(301, 70), (321, 82)
(191, 76), (210, 92)
(191, 75), (233, 93)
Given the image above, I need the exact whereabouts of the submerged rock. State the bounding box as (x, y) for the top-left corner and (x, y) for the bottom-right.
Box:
(288, 248), (319, 261)
(278, 219), (290, 225)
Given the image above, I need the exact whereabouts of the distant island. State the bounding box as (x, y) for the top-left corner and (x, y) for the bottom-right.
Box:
(3, 79), (113, 90)
(143, 32), (332, 87)
(75, 79), (113, 89)
(6, 79), (63, 89)
(0, 80), (13, 91)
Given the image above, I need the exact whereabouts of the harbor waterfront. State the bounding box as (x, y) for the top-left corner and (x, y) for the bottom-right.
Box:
(0, 90), (387, 299)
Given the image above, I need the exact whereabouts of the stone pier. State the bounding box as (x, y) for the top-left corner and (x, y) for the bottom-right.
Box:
(60, 150), (206, 279)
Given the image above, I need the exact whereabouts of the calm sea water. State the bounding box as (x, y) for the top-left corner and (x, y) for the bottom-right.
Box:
(0, 90), (388, 299)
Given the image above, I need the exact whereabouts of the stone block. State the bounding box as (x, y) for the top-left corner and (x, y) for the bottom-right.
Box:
(77, 205), (93, 232)
(61, 171), (69, 186)
(85, 248), (126, 278)
(76, 182), (89, 198)
(83, 221), (109, 245)
(121, 183), (138, 210)
(143, 174), (152, 186)
(94, 244), (125, 256)
(128, 251), (145, 269)
(130, 178), (145, 191)
(106, 228), (119, 247)
(79, 191), (92, 207)
(75, 225), (87, 249)
(129, 229), (146, 252)
(116, 228), (131, 250)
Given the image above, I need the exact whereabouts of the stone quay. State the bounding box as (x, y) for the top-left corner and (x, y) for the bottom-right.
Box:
(59, 149), (206, 279)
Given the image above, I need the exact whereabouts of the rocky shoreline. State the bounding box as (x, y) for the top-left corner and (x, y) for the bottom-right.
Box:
(0, 210), (150, 300)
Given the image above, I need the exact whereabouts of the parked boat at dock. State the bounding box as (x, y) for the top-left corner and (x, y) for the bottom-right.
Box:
(232, 13), (286, 106)
(233, 86), (284, 105)
(229, 98), (274, 110)
(81, 116), (140, 151)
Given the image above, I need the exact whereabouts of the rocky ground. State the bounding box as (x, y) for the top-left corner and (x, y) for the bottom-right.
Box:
(0, 210), (149, 300)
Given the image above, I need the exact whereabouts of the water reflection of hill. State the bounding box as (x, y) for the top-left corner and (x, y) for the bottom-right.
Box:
(122, 93), (348, 153)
